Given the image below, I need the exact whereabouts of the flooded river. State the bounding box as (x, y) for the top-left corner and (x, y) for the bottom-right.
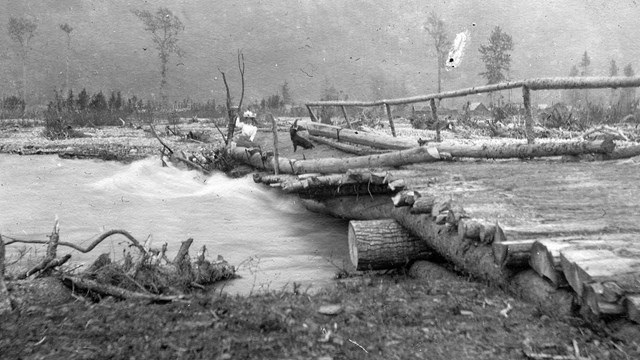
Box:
(0, 154), (349, 294)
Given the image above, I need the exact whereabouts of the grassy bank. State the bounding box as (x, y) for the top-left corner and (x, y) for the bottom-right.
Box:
(2, 270), (638, 360)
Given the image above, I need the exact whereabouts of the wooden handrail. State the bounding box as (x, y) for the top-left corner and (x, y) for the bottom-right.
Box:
(305, 76), (640, 108)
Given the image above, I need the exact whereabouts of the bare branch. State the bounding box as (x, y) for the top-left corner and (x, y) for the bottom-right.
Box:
(237, 50), (246, 113)
(4, 229), (146, 254)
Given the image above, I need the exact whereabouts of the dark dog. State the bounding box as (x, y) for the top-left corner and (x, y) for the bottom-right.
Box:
(290, 119), (314, 152)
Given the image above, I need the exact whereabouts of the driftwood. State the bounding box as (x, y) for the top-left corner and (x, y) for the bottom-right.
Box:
(348, 219), (431, 270)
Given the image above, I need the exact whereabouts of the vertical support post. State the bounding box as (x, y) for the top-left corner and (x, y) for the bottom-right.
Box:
(306, 105), (319, 123)
(271, 115), (279, 175)
(522, 86), (535, 144)
(384, 103), (397, 137)
(340, 105), (352, 129)
(0, 234), (11, 315)
(430, 98), (441, 142)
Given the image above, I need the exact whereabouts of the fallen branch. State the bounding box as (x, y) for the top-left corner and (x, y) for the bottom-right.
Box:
(62, 274), (188, 302)
(19, 221), (64, 279)
(4, 229), (146, 254)
(148, 123), (174, 154)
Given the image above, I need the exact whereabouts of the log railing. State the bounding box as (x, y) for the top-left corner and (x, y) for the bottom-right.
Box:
(305, 76), (640, 143)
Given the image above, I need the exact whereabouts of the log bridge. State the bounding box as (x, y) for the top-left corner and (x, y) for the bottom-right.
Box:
(228, 76), (640, 326)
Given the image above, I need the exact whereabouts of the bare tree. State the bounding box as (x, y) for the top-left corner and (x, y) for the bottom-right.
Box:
(132, 7), (185, 104)
(424, 11), (449, 96)
(59, 23), (73, 93)
(219, 50), (246, 145)
(8, 17), (37, 105)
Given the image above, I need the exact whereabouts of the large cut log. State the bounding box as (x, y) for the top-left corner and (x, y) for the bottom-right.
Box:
(229, 145), (441, 174)
(306, 122), (615, 158)
(560, 249), (640, 298)
(529, 240), (568, 288)
(492, 240), (535, 267)
(348, 219), (431, 270)
(436, 138), (615, 159)
(307, 135), (389, 155)
(529, 235), (640, 288)
(306, 122), (414, 150)
(304, 195), (576, 318)
(582, 282), (626, 317)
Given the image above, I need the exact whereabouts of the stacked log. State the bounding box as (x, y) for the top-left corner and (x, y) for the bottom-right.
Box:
(560, 248), (640, 319)
(348, 219), (432, 270)
(304, 121), (616, 159)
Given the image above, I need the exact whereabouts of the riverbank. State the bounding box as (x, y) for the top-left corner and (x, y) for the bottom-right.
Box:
(3, 268), (639, 359)
(0, 122), (224, 162)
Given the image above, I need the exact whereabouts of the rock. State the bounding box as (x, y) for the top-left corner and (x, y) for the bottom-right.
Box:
(318, 304), (343, 316)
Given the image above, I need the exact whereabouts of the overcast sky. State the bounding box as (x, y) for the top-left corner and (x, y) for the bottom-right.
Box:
(2, 0), (639, 107)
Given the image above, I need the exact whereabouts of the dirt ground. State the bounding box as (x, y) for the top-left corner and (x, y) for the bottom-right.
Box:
(1, 120), (640, 359)
(2, 269), (639, 360)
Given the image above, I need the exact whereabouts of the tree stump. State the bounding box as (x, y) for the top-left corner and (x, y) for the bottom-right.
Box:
(348, 219), (431, 271)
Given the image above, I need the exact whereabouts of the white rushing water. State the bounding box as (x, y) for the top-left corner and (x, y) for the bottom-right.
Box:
(0, 154), (349, 294)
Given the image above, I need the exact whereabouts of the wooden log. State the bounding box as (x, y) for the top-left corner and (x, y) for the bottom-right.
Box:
(304, 197), (578, 318)
(306, 122), (615, 158)
(410, 194), (436, 214)
(435, 138), (615, 159)
(522, 85), (535, 144)
(229, 144), (441, 174)
(307, 135), (388, 155)
(305, 77), (640, 107)
(479, 222), (497, 244)
(306, 122), (413, 150)
(582, 282), (626, 317)
(492, 240), (536, 267)
(392, 190), (420, 207)
(529, 240), (568, 288)
(348, 219), (430, 270)
(625, 295), (640, 324)
(560, 249), (640, 298)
